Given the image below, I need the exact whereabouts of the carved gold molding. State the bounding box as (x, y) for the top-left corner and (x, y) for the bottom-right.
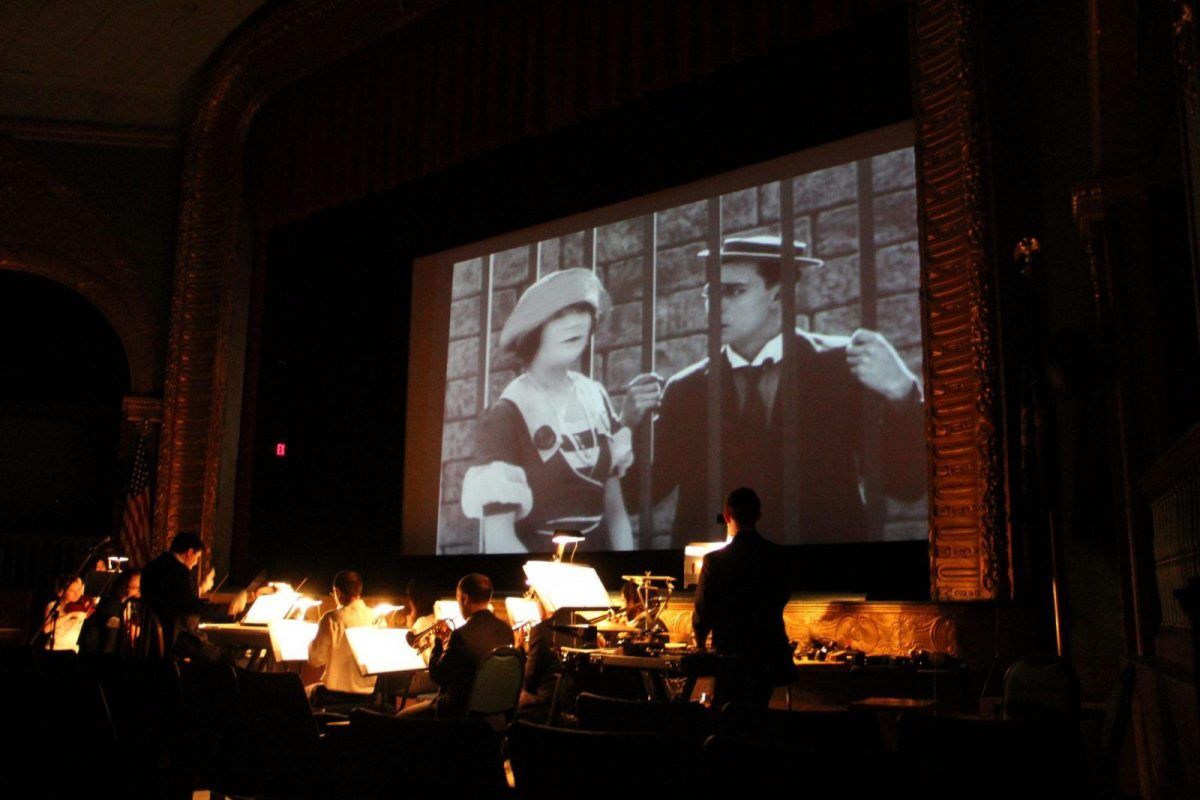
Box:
(911, 0), (1005, 600)
(658, 601), (961, 657)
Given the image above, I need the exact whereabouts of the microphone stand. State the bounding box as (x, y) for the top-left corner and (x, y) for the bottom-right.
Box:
(30, 536), (113, 648)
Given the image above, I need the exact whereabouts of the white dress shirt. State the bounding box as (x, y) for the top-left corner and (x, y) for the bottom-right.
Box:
(308, 597), (377, 695)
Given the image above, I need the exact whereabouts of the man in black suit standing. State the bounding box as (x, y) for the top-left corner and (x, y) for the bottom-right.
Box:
(692, 487), (793, 707)
(140, 531), (215, 655)
(400, 573), (514, 718)
(622, 235), (925, 546)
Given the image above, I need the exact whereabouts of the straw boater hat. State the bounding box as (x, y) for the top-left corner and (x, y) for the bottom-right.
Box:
(697, 234), (824, 269)
(498, 268), (611, 351)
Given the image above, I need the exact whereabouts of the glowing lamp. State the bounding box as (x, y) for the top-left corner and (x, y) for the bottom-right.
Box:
(683, 539), (731, 588)
(551, 529), (586, 562)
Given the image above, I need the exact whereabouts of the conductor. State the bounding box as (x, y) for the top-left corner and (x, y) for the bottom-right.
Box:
(692, 487), (794, 707)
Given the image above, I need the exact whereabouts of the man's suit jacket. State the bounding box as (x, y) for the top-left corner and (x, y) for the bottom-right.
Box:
(641, 329), (925, 546)
(428, 609), (514, 718)
(691, 529), (792, 681)
(140, 551), (204, 650)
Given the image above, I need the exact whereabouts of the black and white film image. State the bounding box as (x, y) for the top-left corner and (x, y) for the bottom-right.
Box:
(438, 148), (928, 555)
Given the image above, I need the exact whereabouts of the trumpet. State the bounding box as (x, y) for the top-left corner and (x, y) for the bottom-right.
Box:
(406, 618), (456, 653)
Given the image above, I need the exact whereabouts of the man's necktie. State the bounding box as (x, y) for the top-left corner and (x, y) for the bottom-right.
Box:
(738, 364), (770, 456)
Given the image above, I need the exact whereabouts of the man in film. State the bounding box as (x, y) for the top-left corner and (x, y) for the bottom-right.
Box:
(623, 235), (926, 545)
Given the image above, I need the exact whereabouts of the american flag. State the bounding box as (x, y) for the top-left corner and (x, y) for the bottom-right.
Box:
(118, 423), (154, 568)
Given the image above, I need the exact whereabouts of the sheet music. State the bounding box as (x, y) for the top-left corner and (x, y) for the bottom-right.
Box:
(522, 561), (612, 613)
(345, 627), (427, 676)
(433, 599), (467, 630)
(267, 619), (317, 662)
(505, 596), (542, 631)
(241, 586), (299, 624)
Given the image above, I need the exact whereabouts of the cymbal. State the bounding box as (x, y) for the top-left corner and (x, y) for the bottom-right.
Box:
(594, 621), (640, 633)
(620, 575), (676, 584)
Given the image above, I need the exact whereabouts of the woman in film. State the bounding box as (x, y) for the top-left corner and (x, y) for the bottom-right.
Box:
(460, 268), (635, 554)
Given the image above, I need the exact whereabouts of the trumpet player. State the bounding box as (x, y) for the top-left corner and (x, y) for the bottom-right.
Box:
(398, 573), (512, 718)
(517, 590), (559, 721)
(402, 578), (438, 665)
(398, 578), (440, 700)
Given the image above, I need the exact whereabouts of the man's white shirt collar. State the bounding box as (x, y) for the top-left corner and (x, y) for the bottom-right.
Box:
(724, 333), (783, 368)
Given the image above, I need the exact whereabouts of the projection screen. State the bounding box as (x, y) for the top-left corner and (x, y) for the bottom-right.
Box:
(424, 122), (928, 555)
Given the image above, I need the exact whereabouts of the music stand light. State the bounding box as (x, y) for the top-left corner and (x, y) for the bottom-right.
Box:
(372, 602), (404, 625)
(287, 596), (323, 621)
(551, 529), (586, 562)
(683, 539), (731, 588)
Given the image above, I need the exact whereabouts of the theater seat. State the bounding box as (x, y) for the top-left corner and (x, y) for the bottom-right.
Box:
(509, 720), (700, 797)
(468, 645), (525, 727)
(347, 709), (506, 798)
(715, 703), (884, 751)
(576, 692), (712, 748)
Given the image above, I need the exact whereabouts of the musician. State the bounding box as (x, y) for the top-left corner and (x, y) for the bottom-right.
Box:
(692, 487), (794, 707)
(402, 578), (438, 666)
(78, 569), (141, 654)
(39, 574), (93, 650)
(141, 531), (215, 655)
(399, 573), (513, 718)
(517, 591), (559, 720)
(307, 570), (376, 709)
(399, 578), (439, 699)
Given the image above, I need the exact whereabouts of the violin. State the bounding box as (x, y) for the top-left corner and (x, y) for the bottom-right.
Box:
(62, 596), (95, 615)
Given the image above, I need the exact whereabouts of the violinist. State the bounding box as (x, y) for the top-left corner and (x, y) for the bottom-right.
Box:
(40, 574), (94, 650)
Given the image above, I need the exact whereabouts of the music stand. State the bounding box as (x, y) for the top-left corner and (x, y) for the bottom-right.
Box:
(345, 628), (427, 676)
(267, 619), (318, 663)
(345, 626), (429, 710)
(83, 570), (117, 598)
(433, 599), (467, 630)
(241, 585), (301, 625)
(522, 561), (612, 614)
(505, 596), (542, 632)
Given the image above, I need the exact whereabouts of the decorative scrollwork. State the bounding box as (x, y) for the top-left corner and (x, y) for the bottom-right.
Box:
(912, 0), (1005, 600)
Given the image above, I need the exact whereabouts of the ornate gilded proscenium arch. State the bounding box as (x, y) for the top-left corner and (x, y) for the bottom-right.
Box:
(165, 0), (1006, 599)
(910, 0), (1006, 599)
